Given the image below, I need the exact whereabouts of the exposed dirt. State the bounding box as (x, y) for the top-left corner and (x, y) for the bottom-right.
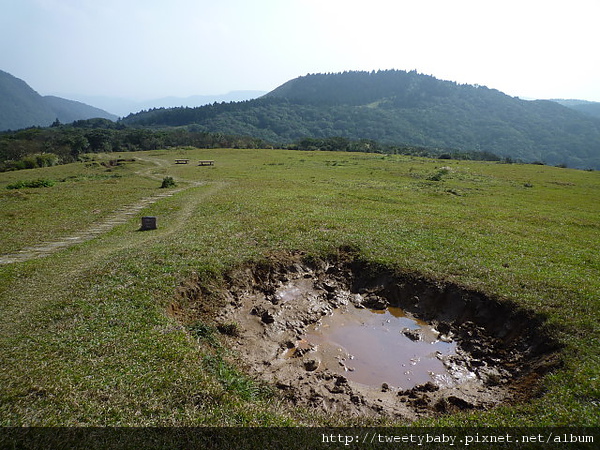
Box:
(179, 250), (562, 421)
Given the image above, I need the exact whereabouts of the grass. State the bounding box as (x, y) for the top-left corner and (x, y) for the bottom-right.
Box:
(0, 148), (598, 427)
(0, 155), (158, 254)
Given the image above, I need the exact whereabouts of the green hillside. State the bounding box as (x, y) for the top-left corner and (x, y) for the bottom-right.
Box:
(0, 70), (116, 131)
(122, 70), (600, 169)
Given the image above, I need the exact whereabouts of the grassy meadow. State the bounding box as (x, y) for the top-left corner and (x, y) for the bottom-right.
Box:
(0, 148), (598, 426)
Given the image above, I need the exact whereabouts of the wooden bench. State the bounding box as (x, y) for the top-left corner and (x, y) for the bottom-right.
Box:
(198, 160), (215, 166)
(175, 159), (190, 164)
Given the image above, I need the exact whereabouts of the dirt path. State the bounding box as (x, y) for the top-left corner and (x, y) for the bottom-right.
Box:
(0, 155), (204, 265)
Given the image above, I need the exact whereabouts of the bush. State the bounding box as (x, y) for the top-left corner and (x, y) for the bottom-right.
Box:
(6, 178), (55, 189)
(160, 176), (176, 188)
(427, 167), (450, 181)
(35, 153), (60, 168)
(2, 154), (60, 172)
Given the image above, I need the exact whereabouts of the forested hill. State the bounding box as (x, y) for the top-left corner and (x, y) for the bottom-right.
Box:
(0, 70), (117, 131)
(552, 99), (600, 119)
(122, 70), (600, 169)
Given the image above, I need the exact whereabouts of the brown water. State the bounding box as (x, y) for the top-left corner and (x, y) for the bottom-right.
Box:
(304, 306), (457, 389)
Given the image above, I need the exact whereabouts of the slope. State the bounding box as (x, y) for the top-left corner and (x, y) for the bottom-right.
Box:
(0, 69), (116, 131)
(43, 96), (117, 124)
(0, 70), (56, 130)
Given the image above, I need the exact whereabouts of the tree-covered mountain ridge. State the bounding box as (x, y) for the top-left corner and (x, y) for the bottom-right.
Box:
(0, 69), (117, 131)
(122, 70), (600, 169)
(551, 99), (600, 119)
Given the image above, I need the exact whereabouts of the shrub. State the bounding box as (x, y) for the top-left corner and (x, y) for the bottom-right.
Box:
(160, 176), (176, 188)
(217, 322), (240, 337)
(427, 167), (450, 181)
(6, 178), (55, 189)
(2, 154), (60, 172)
(35, 153), (60, 168)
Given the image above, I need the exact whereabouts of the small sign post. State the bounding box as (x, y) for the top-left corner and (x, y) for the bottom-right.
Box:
(140, 216), (157, 231)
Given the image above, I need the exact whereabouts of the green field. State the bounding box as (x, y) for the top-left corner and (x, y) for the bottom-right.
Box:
(0, 148), (598, 426)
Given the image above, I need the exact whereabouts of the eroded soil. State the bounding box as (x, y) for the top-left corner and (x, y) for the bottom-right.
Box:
(179, 250), (561, 420)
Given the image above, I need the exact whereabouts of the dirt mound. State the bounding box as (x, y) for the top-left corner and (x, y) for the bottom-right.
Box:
(179, 250), (561, 420)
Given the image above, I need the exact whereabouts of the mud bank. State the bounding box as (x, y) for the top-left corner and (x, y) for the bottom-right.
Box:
(182, 250), (561, 420)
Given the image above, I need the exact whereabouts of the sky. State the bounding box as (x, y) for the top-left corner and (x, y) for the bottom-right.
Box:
(1, 0), (599, 102)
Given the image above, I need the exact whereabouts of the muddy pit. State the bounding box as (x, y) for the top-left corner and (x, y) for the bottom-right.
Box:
(191, 251), (560, 420)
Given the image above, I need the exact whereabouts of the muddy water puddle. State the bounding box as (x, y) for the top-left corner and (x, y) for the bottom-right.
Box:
(205, 251), (560, 419)
(302, 306), (457, 389)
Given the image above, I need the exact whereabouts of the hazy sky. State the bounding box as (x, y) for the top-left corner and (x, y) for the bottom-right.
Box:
(2, 0), (599, 101)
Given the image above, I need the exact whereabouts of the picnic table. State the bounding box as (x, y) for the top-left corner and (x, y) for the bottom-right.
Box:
(198, 160), (215, 166)
(175, 159), (190, 164)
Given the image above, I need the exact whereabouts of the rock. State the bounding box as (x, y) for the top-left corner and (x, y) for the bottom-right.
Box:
(434, 398), (449, 412)
(322, 282), (336, 293)
(409, 395), (429, 407)
(436, 322), (451, 335)
(469, 359), (486, 368)
(304, 359), (320, 371)
(403, 328), (422, 341)
(414, 382), (439, 392)
(293, 339), (314, 357)
(335, 375), (348, 386)
(438, 333), (453, 343)
(351, 395), (363, 405)
(363, 294), (388, 309)
(261, 311), (275, 324)
(350, 294), (364, 308)
(447, 396), (475, 410)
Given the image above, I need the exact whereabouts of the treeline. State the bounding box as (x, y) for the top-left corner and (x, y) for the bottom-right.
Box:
(291, 136), (503, 161)
(0, 119), (266, 171)
(1, 118), (507, 172)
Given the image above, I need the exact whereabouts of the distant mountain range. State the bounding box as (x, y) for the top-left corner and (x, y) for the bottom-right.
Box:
(0, 70), (117, 131)
(123, 70), (600, 169)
